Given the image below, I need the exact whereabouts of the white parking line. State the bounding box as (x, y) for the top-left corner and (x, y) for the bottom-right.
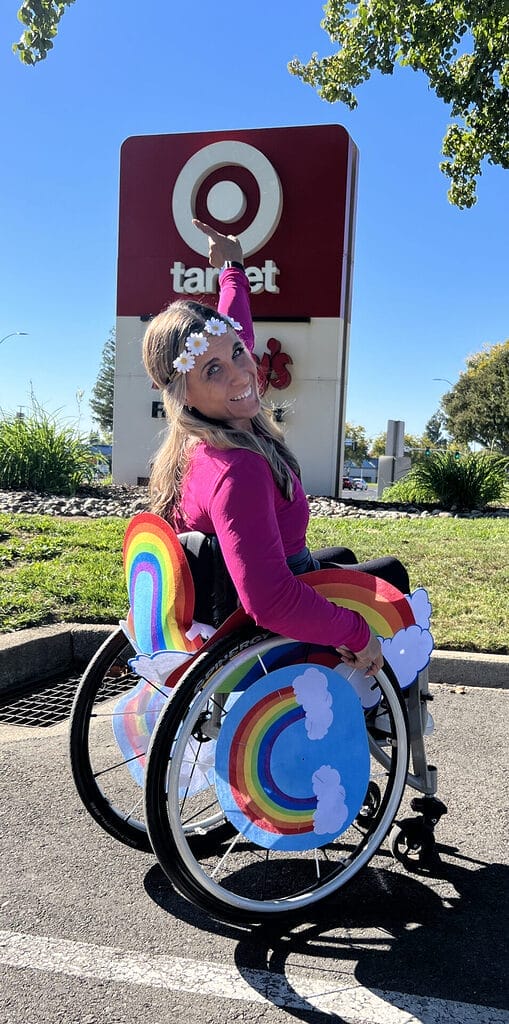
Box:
(1, 929), (508, 1023)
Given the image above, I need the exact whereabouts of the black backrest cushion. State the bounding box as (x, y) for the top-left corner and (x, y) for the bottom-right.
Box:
(178, 532), (238, 628)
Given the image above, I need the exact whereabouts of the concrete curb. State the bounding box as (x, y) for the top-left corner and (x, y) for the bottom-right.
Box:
(0, 623), (508, 696)
(0, 623), (115, 696)
(428, 649), (508, 689)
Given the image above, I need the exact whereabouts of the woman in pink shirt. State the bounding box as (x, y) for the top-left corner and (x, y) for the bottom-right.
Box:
(142, 221), (408, 677)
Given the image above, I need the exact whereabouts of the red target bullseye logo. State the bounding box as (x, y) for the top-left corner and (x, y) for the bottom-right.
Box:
(171, 141), (283, 258)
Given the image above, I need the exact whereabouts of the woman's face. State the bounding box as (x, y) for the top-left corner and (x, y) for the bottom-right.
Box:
(184, 331), (260, 430)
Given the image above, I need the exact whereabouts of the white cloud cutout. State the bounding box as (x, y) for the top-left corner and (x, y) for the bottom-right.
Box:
(312, 765), (348, 835)
(128, 649), (193, 686)
(406, 588), (432, 630)
(343, 669), (382, 709)
(292, 667), (333, 740)
(380, 625), (433, 689)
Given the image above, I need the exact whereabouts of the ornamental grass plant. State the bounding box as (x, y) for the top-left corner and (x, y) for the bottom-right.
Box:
(0, 405), (96, 495)
(383, 451), (509, 510)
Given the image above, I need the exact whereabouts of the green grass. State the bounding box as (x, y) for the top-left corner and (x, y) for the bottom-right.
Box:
(1, 513), (508, 653)
(0, 515), (127, 631)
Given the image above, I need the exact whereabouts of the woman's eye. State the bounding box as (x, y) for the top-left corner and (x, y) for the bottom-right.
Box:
(207, 364), (220, 378)
(233, 345), (245, 359)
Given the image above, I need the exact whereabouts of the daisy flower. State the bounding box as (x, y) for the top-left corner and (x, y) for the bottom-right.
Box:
(185, 332), (209, 356)
(204, 317), (228, 336)
(173, 351), (196, 374)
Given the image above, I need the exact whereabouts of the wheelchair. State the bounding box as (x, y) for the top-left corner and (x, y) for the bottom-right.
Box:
(70, 513), (447, 924)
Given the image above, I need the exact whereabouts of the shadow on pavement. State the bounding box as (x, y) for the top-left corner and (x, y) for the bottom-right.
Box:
(144, 848), (509, 1019)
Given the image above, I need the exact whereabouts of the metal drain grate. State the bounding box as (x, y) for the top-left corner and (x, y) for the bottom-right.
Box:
(0, 671), (138, 728)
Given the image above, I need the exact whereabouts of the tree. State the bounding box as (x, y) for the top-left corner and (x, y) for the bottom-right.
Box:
(289, 1), (509, 208)
(369, 431), (423, 457)
(402, 432), (423, 456)
(343, 421), (370, 464)
(369, 433), (387, 458)
(441, 339), (509, 453)
(13, 1), (75, 65)
(90, 328), (115, 433)
(423, 410), (448, 447)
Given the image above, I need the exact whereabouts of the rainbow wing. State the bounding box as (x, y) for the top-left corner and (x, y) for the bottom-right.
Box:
(304, 568), (416, 637)
(111, 678), (169, 787)
(123, 512), (201, 655)
(306, 568), (433, 689)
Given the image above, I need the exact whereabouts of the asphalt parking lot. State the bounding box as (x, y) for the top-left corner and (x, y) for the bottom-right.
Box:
(1, 672), (508, 1024)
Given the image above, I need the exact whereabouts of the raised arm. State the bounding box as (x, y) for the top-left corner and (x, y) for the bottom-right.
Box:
(192, 218), (255, 351)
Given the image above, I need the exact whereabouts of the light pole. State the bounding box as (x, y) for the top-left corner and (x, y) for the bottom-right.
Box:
(0, 332), (29, 346)
(432, 377), (453, 387)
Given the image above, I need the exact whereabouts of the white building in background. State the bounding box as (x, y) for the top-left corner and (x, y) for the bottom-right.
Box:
(113, 126), (358, 496)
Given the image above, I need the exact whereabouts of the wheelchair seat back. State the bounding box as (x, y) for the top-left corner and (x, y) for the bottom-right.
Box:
(178, 531), (238, 629)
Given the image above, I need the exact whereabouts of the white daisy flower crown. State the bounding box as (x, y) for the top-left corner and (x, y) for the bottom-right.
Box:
(172, 316), (243, 375)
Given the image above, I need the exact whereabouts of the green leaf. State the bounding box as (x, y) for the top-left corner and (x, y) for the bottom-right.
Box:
(289, 0), (509, 207)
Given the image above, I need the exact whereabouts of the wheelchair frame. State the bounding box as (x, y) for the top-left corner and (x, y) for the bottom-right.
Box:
(69, 534), (447, 924)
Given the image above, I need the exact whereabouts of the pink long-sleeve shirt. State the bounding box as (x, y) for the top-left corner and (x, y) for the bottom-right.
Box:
(217, 265), (255, 353)
(172, 268), (370, 652)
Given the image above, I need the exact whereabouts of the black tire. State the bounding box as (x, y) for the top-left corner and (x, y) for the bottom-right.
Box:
(145, 628), (409, 923)
(69, 627), (154, 851)
(389, 821), (436, 870)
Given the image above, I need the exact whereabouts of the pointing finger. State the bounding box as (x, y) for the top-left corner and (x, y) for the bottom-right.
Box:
(192, 218), (224, 241)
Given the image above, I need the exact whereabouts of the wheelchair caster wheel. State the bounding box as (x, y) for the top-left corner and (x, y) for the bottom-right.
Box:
(389, 821), (436, 870)
(356, 781), (382, 827)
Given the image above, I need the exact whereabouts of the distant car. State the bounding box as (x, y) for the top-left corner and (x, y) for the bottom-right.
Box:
(352, 478), (368, 491)
(342, 477), (353, 489)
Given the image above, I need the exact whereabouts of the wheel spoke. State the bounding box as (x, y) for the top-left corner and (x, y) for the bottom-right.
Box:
(210, 830), (243, 878)
(122, 794), (145, 821)
(314, 849), (321, 879)
(257, 654), (269, 675)
(93, 750), (145, 778)
(179, 794), (221, 828)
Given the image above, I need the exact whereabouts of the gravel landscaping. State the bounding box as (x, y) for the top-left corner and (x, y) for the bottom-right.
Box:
(0, 484), (507, 520)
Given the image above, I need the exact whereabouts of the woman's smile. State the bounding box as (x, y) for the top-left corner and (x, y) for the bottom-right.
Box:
(230, 385), (253, 401)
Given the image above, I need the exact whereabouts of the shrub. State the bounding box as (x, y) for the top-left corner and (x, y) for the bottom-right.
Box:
(383, 451), (509, 509)
(0, 406), (97, 494)
(379, 474), (431, 504)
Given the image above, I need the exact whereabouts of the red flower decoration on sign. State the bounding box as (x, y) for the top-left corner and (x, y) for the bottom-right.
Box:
(254, 337), (293, 396)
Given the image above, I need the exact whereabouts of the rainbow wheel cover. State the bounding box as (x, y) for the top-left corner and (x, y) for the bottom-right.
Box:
(215, 664), (370, 851)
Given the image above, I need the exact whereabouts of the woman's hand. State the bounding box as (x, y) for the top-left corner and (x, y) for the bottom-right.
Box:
(337, 631), (383, 677)
(193, 218), (243, 268)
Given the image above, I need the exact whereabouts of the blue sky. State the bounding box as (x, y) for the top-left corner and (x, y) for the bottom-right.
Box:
(1, 0), (507, 442)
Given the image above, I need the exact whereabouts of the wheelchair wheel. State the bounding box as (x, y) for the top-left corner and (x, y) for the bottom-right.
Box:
(144, 627), (409, 924)
(69, 627), (154, 851)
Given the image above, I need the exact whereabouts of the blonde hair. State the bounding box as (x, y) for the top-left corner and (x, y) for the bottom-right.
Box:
(142, 299), (300, 521)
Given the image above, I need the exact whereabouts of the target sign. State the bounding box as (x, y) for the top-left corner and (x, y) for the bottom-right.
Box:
(117, 126), (358, 319)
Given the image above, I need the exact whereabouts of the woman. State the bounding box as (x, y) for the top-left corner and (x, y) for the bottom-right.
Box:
(142, 220), (408, 677)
